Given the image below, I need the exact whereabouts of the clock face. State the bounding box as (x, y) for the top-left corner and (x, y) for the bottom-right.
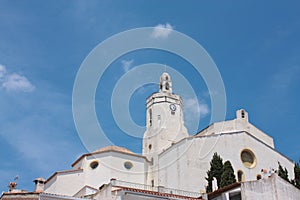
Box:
(170, 104), (176, 111)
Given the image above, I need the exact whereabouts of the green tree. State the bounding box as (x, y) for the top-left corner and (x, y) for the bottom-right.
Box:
(294, 162), (300, 189)
(206, 153), (223, 193)
(205, 170), (213, 193)
(220, 160), (236, 188)
(278, 162), (289, 182)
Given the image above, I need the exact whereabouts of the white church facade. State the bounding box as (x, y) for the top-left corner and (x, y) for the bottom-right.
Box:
(44, 72), (295, 198)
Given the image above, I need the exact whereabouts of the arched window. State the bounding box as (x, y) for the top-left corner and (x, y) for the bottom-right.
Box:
(165, 83), (169, 90)
(149, 109), (152, 126)
(237, 170), (245, 182)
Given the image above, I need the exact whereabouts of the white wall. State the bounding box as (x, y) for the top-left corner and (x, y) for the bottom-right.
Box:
(45, 170), (84, 196)
(242, 174), (300, 200)
(158, 132), (294, 193)
(45, 151), (148, 196)
(197, 110), (274, 148)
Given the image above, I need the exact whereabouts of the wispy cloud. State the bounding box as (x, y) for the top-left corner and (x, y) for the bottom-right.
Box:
(121, 59), (134, 72)
(184, 97), (210, 118)
(151, 23), (174, 39)
(183, 97), (210, 134)
(0, 64), (35, 92)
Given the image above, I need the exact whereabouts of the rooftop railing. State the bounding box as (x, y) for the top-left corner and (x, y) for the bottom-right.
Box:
(110, 179), (201, 198)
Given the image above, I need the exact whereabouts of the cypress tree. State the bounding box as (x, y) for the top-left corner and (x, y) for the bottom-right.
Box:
(220, 160), (236, 188)
(278, 162), (289, 181)
(205, 170), (213, 193)
(205, 153), (223, 192)
(294, 162), (300, 189)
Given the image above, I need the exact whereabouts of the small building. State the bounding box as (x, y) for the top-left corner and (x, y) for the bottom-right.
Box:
(208, 174), (300, 200)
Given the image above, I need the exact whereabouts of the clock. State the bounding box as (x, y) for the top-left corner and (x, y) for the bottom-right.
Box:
(170, 104), (176, 111)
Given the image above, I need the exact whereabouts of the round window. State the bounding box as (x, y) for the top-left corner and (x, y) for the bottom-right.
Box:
(90, 161), (99, 169)
(241, 149), (256, 168)
(124, 161), (133, 170)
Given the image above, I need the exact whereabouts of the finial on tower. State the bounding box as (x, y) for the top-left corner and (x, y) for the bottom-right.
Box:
(159, 72), (172, 94)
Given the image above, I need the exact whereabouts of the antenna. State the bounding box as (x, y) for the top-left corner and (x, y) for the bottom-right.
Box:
(164, 64), (167, 72)
(8, 176), (19, 192)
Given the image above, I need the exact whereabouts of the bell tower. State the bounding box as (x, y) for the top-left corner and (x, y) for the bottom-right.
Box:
(142, 72), (188, 161)
(159, 72), (172, 93)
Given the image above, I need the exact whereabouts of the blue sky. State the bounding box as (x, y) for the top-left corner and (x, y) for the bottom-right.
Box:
(0, 0), (300, 192)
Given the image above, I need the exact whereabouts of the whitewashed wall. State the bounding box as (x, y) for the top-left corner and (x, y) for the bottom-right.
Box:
(158, 131), (294, 193)
(45, 151), (148, 196)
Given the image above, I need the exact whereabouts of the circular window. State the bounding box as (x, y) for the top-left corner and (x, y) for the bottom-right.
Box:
(90, 161), (99, 169)
(241, 149), (256, 168)
(124, 161), (133, 170)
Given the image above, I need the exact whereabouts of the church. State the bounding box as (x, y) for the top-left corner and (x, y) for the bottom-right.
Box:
(42, 72), (296, 198)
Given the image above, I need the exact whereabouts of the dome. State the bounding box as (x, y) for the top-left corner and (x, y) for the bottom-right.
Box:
(93, 146), (135, 155)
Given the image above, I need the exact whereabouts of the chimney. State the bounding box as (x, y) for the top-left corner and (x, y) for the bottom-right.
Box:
(33, 177), (45, 193)
(8, 182), (17, 192)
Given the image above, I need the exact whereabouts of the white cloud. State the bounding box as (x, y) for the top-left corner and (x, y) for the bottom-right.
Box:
(151, 23), (174, 39)
(0, 64), (35, 92)
(121, 59), (134, 72)
(184, 97), (209, 118)
(0, 64), (6, 79)
(2, 73), (35, 92)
